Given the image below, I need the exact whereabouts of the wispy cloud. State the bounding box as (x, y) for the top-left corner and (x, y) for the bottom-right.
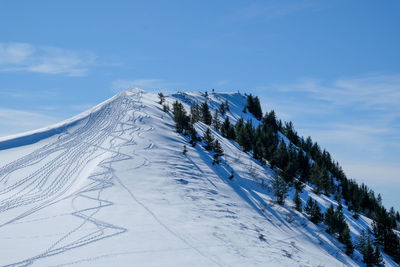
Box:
(0, 42), (96, 76)
(111, 79), (182, 92)
(0, 108), (60, 137)
(272, 74), (400, 112)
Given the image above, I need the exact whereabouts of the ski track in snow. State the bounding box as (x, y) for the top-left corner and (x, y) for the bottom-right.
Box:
(0, 91), (146, 266)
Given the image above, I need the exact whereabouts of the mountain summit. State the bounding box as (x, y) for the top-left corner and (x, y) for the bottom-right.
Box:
(0, 89), (398, 266)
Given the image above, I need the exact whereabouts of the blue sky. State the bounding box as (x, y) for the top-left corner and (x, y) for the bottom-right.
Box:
(0, 0), (399, 210)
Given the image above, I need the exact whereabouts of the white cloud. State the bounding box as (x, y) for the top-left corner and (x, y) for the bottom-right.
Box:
(0, 42), (34, 64)
(0, 108), (60, 137)
(272, 74), (400, 112)
(0, 42), (96, 76)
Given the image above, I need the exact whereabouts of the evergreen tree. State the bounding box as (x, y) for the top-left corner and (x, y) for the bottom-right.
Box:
(373, 246), (384, 267)
(363, 238), (375, 267)
(212, 139), (224, 165)
(163, 103), (169, 113)
(373, 205), (400, 262)
(304, 197), (314, 214)
(212, 109), (221, 130)
(173, 101), (190, 134)
(158, 92), (165, 104)
(187, 125), (199, 147)
(293, 189), (302, 212)
(235, 119), (252, 152)
(324, 204), (336, 234)
(183, 145), (187, 155)
(203, 128), (214, 150)
(190, 103), (201, 123)
(305, 197), (323, 224)
(310, 201), (323, 224)
(224, 100), (230, 111)
(263, 110), (278, 132)
(253, 139), (265, 164)
(201, 102), (212, 125)
(245, 94), (262, 120)
(221, 118), (230, 137)
(272, 173), (289, 205)
(339, 224), (353, 256)
(219, 102), (226, 116)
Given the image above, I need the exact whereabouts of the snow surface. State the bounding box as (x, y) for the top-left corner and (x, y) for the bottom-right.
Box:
(0, 89), (396, 266)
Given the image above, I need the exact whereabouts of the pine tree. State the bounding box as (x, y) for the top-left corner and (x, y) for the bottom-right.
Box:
(304, 198), (323, 224)
(304, 197), (314, 214)
(373, 246), (384, 267)
(183, 145), (187, 155)
(324, 204), (336, 234)
(173, 101), (190, 133)
(293, 189), (302, 212)
(253, 139), (264, 164)
(190, 103), (201, 123)
(339, 224), (353, 256)
(187, 125), (198, 147)
(203, 128), (214, 150)
(363, 238), (375, 267)
(310, 201), (323, 224)
(163, 103), (169, 113)
(245, 94), (262, 120)
(224, 100), (230, 111)
(212, 109), (221, 130)
(272, 173), (289, 205)
(235, 119), (252, 152)
(212, 139), (223, 165)
(201, 102), (212, 125)
(334, 203), (346, 234)
(158, 92), (165, 104)
(219, 102), (226, 116)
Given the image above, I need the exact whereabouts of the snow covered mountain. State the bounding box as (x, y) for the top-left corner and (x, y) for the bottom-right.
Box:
(0, 89), (396, 266)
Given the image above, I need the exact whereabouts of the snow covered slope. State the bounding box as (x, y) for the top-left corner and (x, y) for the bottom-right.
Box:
(0, 89), (395, 266)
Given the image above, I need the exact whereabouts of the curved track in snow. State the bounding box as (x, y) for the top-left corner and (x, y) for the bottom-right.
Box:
(0, 90), (144, 266)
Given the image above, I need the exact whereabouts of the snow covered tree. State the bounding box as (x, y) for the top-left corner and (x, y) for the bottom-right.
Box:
(203, 128), (214, 150)
(272, 173), (289, 205)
